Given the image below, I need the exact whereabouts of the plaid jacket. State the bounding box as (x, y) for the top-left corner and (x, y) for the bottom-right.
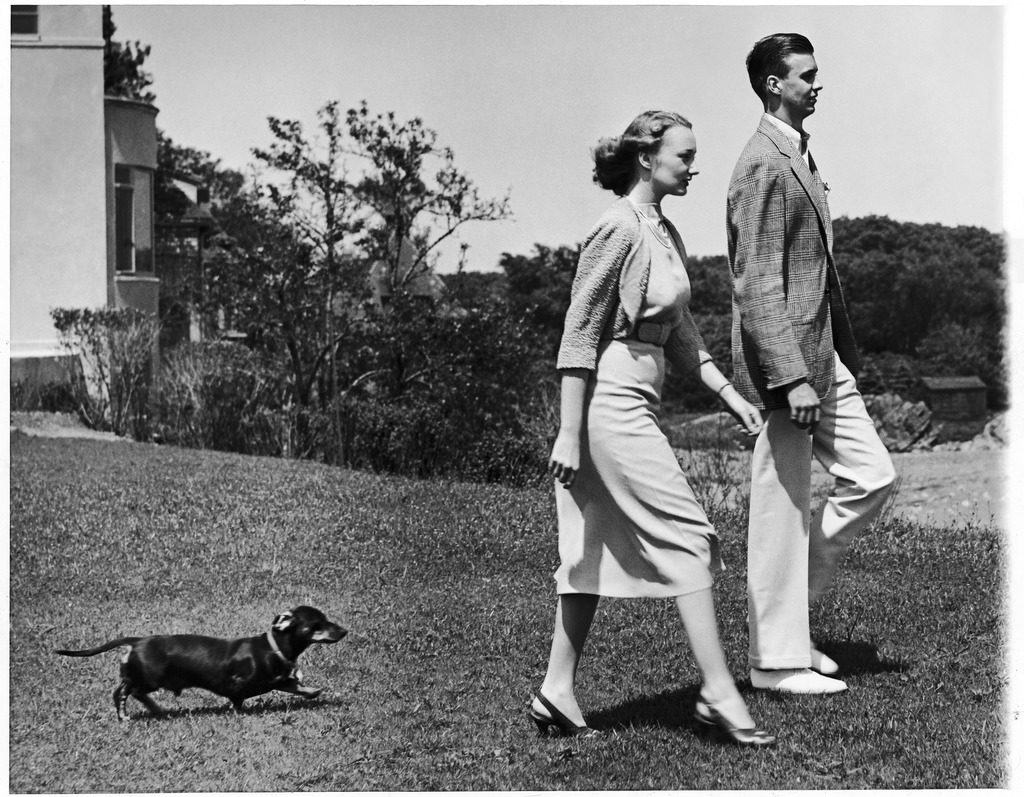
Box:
(557, 196), (709, 376)
(726, 117), (859, 411)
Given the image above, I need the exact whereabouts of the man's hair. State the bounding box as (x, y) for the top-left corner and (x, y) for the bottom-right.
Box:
(746, 33), (815, 102)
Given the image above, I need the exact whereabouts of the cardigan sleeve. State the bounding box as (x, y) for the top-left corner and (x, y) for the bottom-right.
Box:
(556, 215), (637, 371)
(664, 307), (709, 376)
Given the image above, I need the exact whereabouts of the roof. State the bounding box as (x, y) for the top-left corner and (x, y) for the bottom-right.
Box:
(920, 376), (987, 390)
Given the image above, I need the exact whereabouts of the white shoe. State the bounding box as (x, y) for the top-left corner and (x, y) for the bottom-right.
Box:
(750, 668), (848, 694)
(810, 645), (839, 676)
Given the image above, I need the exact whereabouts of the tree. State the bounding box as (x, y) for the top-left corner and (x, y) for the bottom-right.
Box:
(500, 244), (577, 353)
(102, 6), (155, 103)
(344, 101), (511, 298)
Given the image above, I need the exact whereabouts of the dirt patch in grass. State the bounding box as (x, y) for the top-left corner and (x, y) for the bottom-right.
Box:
(870, 449), (1005, 529)
(10, 411), (126, 442)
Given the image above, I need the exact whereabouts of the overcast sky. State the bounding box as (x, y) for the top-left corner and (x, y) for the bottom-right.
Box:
(112, 3), (1005, 272)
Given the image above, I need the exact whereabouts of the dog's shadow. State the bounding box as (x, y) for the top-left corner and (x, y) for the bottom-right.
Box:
(129, 693), (346, 722)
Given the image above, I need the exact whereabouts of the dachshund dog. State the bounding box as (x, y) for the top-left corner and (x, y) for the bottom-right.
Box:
(56, 605), (347, 720)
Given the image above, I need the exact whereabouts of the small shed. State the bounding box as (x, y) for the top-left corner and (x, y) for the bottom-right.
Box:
(921, 376), (987, 421)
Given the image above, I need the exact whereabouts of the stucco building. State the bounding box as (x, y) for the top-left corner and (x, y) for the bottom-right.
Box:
(10, 4), (159, 390)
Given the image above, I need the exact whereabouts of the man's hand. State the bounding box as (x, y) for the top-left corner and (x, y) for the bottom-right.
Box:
(786, 381), (821, 431)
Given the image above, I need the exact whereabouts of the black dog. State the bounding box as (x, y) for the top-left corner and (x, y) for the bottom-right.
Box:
(56, 605), (347, 720)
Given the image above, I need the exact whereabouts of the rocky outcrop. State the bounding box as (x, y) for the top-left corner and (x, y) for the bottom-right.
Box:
(863, 393), (935, 452)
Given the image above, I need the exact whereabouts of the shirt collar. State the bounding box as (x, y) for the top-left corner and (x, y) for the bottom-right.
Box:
(762, 113), (810, 156)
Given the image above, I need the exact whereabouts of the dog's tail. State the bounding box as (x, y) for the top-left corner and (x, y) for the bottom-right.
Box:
(55, 637), (141, 657)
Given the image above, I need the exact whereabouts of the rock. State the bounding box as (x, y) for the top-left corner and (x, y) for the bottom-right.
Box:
(863, 393), (934, 452)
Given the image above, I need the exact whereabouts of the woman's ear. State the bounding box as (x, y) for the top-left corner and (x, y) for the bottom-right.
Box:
(637, 150), (653, 171)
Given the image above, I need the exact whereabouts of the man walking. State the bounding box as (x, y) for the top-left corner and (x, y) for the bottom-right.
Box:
(726, 33), (896, 694)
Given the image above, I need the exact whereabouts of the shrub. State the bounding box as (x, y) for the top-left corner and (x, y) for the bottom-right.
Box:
(153, 341), (289, 455)
(9, 379), (78, 413)
(916, 322), (1007, 409)
(308, 299), (554, 486)
(857, 352), (924, 401)
(50, 307), (160, 438)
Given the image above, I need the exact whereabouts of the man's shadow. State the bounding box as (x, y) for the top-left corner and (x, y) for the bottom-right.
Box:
(585, 641), (907, 731)
(816, 639), (911, 676)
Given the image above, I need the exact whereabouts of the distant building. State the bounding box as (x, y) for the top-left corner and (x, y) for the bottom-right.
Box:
(921, 375), (988, 442)
(10, 5), (159, 391)
(921, 376), (988, 422)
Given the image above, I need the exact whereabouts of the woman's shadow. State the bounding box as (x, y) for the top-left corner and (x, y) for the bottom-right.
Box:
(586, 640), (908, 731)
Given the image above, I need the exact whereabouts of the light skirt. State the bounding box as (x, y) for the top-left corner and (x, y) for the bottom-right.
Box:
(554, 339), (722, 598)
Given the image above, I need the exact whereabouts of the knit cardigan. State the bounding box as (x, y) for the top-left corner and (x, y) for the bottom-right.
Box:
(556, 196), (709, 376)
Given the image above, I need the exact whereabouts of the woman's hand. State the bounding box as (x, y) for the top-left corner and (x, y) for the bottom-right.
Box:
(549, 429), (581, 488)
(719, 385), (763, 437)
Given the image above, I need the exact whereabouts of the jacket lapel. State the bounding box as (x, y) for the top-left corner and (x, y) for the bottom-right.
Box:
(758, 118), (832, 255)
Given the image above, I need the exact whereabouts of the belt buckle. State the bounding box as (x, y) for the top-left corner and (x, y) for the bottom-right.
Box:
(636, 321), (665, 345)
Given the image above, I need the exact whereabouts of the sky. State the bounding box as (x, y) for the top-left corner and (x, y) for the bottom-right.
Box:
(109, 2), (1008, 274)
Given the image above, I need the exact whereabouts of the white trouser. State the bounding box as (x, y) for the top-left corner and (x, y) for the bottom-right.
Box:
(747, 354), (896, 670)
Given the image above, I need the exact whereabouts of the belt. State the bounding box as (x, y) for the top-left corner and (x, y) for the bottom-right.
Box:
(629, 320), (673, 346)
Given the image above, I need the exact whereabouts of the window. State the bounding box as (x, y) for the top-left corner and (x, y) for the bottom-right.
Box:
(10, 5), (38, 35)
(115, 165), (154, 273)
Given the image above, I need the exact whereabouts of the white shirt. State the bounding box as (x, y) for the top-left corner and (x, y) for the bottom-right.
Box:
(762, 113), (811, 166)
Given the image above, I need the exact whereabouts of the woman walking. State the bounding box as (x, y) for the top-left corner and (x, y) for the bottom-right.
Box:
(531, 110), (774, 747)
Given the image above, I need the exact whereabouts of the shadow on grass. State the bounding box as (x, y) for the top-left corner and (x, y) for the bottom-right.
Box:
(817, 639), (912, 676)
(122, 694), (346, 722)
(587, 686), (701, 732)
(583, 641), (909, 732)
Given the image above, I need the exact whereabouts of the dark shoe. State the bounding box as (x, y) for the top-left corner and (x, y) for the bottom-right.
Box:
(529, 693), (599, 738)
(694, 698), (776, 747)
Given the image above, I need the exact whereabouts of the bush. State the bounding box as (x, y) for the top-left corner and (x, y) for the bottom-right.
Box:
(306, 299), (555, 486)
(9, 379), (78, 413)
(857, 352), (924, 401)
(50, 307), (160, 438)
(917, 322), (1007, 409)
(153, 341), (289, 455)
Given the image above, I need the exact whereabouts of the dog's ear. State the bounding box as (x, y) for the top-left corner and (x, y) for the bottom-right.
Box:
(272, 611), (294, 631)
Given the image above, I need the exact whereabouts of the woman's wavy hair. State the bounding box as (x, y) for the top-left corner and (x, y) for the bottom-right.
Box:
(592, 110), (692, 196)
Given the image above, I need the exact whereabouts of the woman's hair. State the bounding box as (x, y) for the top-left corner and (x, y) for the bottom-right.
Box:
(746, 33), (815, 102)
(592, 110), (692, 196)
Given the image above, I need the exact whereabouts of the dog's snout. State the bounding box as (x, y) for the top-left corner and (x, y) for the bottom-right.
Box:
(312, 624), (347, 643)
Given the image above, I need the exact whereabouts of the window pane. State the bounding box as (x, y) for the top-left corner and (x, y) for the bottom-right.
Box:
(116, 185), (134, 271)
(11, 6), (38, 35)
(133, 169), (154, 272)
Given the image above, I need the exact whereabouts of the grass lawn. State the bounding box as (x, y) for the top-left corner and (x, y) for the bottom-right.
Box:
(8, 433), (1007, 791)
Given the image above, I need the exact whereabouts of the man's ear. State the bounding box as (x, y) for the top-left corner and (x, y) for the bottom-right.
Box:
(766, 74), (782, 96)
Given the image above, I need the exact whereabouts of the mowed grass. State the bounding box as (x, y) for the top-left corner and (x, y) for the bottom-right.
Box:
(8, 433), (1007, 791)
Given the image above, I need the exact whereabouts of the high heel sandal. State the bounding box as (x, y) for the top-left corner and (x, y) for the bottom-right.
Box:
(529, 693), (599, 738)
(694, 698), (776, 747)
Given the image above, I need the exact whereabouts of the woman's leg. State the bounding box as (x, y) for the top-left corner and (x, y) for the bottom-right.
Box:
(534, 593), (600, 726)
(675, 587), (754, 728)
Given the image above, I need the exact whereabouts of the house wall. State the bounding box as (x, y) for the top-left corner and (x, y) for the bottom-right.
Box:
(10, 6), (108, 362)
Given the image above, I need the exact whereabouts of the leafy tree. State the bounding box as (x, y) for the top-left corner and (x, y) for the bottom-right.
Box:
(685, 254), (733, 317)
(441, 271), (508, 311)
(155, 131), (247, 223)
(102, 6), (155, 103)
(345, 101), (511, 298)
(835, 215), (1005, 355)
(500, 244), (577, 354)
